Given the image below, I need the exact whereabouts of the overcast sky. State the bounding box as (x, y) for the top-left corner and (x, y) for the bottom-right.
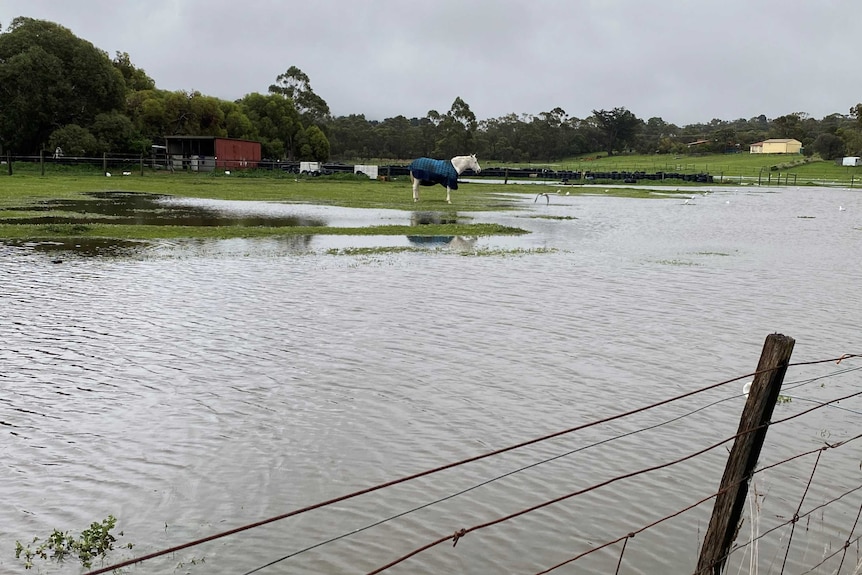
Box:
(2, 0), (859, 126)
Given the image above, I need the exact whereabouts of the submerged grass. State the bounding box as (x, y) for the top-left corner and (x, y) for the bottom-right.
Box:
(0, 169), (707, 243)
(0, 222), (526, 240)
(0, 173), (534, 240)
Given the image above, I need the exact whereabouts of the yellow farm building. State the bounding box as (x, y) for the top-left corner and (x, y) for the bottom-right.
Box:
(749, 138), (802, 154)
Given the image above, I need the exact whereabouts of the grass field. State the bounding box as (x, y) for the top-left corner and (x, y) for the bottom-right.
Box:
(512, 153), (861, 186)
(1, 151), (856, 242)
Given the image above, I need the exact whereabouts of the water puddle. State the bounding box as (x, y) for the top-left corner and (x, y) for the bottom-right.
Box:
(1, 192), (500, 257)
(2, 191), (327, 227)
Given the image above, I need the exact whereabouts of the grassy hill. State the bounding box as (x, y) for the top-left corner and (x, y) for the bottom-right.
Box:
(503, 153), (861, 187)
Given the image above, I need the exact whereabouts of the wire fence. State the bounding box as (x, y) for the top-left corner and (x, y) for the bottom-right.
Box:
(74, 339), (862, 574)
(2, 153), (859, 188)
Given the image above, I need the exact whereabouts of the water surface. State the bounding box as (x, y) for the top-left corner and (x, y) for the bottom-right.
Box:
(2, 186), (862, 574)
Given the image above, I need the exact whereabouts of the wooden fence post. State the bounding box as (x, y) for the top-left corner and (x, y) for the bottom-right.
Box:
(7, 151), (11, 175)
(695, 333), (795, 575)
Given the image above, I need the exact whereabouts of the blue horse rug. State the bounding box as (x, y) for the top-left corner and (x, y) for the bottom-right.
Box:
(408, 157), (459, 190)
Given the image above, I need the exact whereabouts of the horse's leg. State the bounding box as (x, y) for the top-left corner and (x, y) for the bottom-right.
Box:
(411, 175), (420, 202)
(445, 186), (452, 204)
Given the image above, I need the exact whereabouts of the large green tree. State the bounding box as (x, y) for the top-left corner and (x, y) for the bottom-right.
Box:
(267, 66), (331, 158)
(0, 17), (126, 153)
(268, 66), (331, 128)
(590, 107), (642, 156)
(239, 92), (302, 159)
(432, 97), (477, 158)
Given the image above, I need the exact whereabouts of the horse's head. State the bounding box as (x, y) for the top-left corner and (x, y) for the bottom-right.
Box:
(468, 154), (481, 174)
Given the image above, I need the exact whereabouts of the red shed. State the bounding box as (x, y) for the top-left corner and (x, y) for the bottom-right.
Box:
(164, 136), (261, 172)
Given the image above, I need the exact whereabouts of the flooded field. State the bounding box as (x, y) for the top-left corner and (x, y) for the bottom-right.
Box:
(2, 186), (862, 574)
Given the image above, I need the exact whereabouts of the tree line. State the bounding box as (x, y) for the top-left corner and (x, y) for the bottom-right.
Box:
(2, 17), (862, 164)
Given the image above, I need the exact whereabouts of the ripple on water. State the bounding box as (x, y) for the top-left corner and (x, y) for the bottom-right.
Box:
(2, 187), (862, 574)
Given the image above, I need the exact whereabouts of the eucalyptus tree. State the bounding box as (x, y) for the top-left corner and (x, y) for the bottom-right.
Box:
(239, 92), (302, 159)
(590, 107), (642, 156)
(267, 66), (331, 158)
(269, 66), (331, 126)
(112, 51), (155, 92)
(298, 125), (330, 162)
(328, 114), (376, 159)
(0, 17), (125, 153)
(431, 97), (478, 158)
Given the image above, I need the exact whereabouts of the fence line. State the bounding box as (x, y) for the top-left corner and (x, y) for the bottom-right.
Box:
(82, 349), (861, 575)
(3, 153), (860, 187)
(367, 392), (862, 574)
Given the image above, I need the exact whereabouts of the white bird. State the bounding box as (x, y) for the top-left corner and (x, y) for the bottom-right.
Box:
(556, 188), (562, 195)
(839, 205), (845, 211)
(122, 171), (131, 176)
(105, 172), (111, 177)
(565, 191), (570, 196)
(534, 192), (550, 205)
(225, 170), (231, 175)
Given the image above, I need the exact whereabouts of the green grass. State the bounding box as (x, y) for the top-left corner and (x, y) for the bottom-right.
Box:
(0, 221), (526, 240)
(0, 171), (535, 240)
(514, 152), (861, 186)
(3, 152), (854, 243)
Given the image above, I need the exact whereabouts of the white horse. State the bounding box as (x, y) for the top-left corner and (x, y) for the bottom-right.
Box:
(408, 154), (481, 204)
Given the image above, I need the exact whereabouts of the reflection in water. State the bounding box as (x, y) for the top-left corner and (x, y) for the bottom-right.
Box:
(4, 238), (147, 257)
(1, 191), (328, 228)
(409, 211), (461, 226)
(3, 187), (862, 574)
(407, 210), (476, 249)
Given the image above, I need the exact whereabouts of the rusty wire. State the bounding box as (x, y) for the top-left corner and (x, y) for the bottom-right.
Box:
(84, 354), (860, 575)
(779, 450), (823, 575)
(542, 437), (862, 575)
(369, 428), (862, 574)
(834, 498), (862, 574)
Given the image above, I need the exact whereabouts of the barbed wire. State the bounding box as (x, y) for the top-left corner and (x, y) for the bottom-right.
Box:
(365, 420), (862, 574)
(241, 371), (762, 573)
(84, 354), (861, 575)
(542, 436), (862, 575)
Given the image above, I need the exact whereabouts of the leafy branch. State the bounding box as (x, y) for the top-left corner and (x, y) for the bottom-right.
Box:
(15, 515), (133, 570)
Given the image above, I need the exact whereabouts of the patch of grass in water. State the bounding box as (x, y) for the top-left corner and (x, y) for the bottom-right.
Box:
(527, 215), (578, 220)
(45, 223), (91, 235)
(460, 247), (558, 256)
(656, 259), (699, 266)
(694, 251), (732, 256)
(326, 246), (424, 256)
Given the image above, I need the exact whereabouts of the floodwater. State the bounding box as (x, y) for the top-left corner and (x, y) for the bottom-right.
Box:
(2, 186), (862, 574)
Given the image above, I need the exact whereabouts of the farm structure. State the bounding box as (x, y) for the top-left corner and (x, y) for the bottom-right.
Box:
(748, 138), (802, 154)
(164, 136), (261, 171)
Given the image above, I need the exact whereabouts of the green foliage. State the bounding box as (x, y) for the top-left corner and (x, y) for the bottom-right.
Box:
(48, 124), (100, 156)
(590, 107), (642, 156)
(0, 18), (126, 153)
(268, 65), (331, 126)
(112, 51), (155, 92)
(92, 110), (150, 153)
(300, 125), (330, 161)
(240, 92), (301, 159)
(15, 515), (133, 570)
(432, 97), (478, 158)
(811, 133), (846, 160)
